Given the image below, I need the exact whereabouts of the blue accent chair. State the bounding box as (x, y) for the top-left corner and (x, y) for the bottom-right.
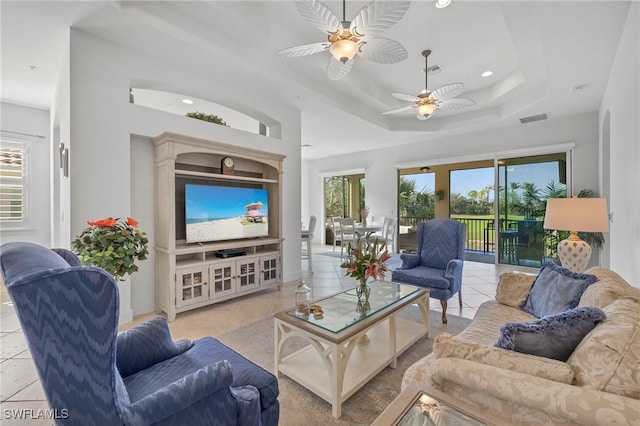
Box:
(391, 218), (466, 324)
(0, 242), (279, 426)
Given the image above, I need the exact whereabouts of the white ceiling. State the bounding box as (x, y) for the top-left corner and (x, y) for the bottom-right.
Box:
(0, 1), (631, 160)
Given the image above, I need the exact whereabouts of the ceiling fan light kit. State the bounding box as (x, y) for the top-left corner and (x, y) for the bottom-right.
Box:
(329, 37), (359, 64)
(277, 0), (410, 80)
(417, 102), (436, 117)
(383, 49), (475, 120)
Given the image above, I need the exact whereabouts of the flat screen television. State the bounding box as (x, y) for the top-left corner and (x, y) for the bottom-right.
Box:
(185, 183), (269, 243)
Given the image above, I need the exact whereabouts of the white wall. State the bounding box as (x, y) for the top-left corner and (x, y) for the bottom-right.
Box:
(0, 102), (51, 246)
(304, 112), (599, 247)
(130, 135), (156, 315)
(65, 30), (302, 320)
(51, 38), (71, 248)
(599, 1), (639, 286)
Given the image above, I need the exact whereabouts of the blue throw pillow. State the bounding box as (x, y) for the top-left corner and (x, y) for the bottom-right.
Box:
(495, 307), (606, 361)
(116, 317), (192, 377)
(521, 262), (597, 318)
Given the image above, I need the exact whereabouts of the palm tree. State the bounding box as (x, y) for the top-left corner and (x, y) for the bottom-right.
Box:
(511, 182), (544, 219)
(508, 181), (521, 205)
(542, 181), (566, 199)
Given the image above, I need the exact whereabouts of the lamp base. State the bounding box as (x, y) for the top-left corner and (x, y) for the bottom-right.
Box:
(557, 238), (592, 273)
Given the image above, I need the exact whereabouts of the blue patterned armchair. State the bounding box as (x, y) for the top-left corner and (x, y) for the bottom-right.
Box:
(0, 242), (279, 426)
(392, 218), (466, 324)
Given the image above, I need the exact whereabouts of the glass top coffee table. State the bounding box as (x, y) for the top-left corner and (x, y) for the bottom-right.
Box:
(274, 281), (429, 418)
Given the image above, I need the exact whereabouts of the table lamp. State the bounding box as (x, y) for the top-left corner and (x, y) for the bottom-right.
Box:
(543, 196), (609, 273)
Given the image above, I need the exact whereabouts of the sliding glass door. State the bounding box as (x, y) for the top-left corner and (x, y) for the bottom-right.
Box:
(496, 153), (567, 267)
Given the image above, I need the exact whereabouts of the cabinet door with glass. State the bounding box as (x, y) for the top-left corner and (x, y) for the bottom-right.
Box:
(260, 253), (279, 287)
(176, 266), (207, 308)
(236, 256), (260, 292)
(209, 261), (236, 300)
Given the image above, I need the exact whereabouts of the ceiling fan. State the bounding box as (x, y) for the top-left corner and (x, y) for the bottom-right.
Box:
(383, 50), (476, 120)
(276, 0), (410, 81)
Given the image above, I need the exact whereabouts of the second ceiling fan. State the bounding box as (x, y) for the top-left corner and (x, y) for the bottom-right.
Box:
(383, 50), (476, 120)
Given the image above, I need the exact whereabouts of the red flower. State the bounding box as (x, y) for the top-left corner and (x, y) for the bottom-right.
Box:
(127, 217), (138, 228)
(87, 220), (97, 226)
(93, 218), (116, 227)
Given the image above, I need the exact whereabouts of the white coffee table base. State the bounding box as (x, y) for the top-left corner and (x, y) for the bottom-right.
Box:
(274, 294), (429, 418)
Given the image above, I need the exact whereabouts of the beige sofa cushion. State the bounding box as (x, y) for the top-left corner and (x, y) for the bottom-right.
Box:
(567, 298), (640, 399)
(433, 333), (574, 384)
(580, 267), (640, 308)
(495, 272), (537, 308)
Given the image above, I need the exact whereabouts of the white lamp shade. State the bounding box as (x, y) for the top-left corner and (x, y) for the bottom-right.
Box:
(544, 197), (609, 233)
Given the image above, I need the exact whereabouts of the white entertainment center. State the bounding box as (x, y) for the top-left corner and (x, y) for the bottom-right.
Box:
(153, 132), (285, 322)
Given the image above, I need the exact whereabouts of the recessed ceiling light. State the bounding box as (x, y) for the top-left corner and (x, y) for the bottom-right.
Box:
(481, 70), (493, 77)
(435, 0), (451, 8)
(182, 99), (194, 105)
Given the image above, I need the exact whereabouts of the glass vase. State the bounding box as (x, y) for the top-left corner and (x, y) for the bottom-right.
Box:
(355, 278), (371, 316)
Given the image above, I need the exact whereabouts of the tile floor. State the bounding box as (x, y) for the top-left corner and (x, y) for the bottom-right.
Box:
(0, 244), (537, 424)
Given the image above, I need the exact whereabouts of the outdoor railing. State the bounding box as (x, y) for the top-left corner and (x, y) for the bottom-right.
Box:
(399, 216), (495, 253)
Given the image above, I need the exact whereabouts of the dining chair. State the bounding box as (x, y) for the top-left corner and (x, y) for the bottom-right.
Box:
(330, 216), (343, 252)
(337, 218), (358, 258)
(377, 217), (397, 254)
(301, 215), (317, 273)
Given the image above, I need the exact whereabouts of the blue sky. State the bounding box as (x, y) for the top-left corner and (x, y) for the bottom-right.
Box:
(405, 162), (564, 201)
(186, 184), (268, 219)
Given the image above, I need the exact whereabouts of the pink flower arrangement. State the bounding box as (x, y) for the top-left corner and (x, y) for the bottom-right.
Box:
(340, 238), (391, 282)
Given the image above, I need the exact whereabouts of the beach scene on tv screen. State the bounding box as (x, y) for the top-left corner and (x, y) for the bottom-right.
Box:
(186, 184), (268, 243)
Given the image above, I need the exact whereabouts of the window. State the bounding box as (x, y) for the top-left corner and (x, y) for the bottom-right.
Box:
(323, 174), (365, 221)
(324, 176), (350, 219)
(0, 141), (27, 224)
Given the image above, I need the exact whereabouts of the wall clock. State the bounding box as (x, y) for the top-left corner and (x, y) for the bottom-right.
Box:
(221, 156), (235, 175)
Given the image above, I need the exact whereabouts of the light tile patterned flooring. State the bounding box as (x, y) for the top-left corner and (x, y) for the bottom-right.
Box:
(0, 244), (536, 424)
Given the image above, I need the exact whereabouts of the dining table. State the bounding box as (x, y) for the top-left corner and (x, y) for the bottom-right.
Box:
(353, 224), (382, 242)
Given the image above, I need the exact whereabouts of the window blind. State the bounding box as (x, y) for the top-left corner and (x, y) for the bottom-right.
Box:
(0, 146), (24, 222)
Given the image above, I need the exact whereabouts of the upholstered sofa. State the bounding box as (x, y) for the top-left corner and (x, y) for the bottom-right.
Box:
(402, 266), (640, 425)
(0, 242), (279, 426)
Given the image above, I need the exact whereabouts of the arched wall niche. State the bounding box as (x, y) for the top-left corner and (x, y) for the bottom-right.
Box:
(129, 83), (280, 138)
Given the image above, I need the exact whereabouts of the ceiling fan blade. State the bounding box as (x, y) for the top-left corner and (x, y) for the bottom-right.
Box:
(327, 56), (353, 81)
(392, 92), (420, 102)
(437, 97), (476, 111)
(350, 0), (410, 37)
(431, 83), (465, 101)
(382, 105), (414, 115)
(294, 0), (341, 34)
(276, 42), (330, 58)
(358, 37), (408, 64)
